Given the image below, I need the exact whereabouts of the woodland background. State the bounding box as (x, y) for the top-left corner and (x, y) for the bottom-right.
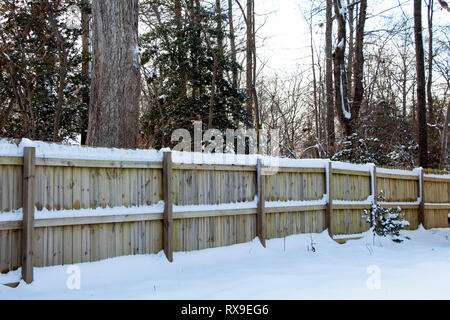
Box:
(0, 0), (448, 169)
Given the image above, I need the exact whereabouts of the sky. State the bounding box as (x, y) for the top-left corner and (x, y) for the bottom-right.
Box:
(256, 0), (312, 74)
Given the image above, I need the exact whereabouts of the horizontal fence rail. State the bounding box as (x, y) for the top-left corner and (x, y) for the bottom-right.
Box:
(0, 141), (449, 283)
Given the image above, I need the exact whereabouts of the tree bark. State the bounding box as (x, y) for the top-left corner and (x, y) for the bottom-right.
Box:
(228, 0), (238, 89)
(426, 0), (434, 123)
(333, 0), (352, 137)
(414, 0), (428, 167)
(87, 0), (140, 149)
(174, 0), (187, 100)
(48, 3), (69, 142)
(309, 11), (319, 144)
(80, 0), (90, 145)
(351, 0), (367, 119)
(246, 0), (254, 127)
(440, 101), (449, 170)
(347, 0), (354, 98)
(325, 0), (335, 151)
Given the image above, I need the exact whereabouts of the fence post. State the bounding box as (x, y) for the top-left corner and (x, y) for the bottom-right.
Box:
(325, 161), (333, 237)
(418, 168), (425, 228)
(256, 159), (266, 247)
(370, 165), (378, 228)
(372, 165), (378, 206)
(22, 147), (35, 283)
(163, 152), (173, 262)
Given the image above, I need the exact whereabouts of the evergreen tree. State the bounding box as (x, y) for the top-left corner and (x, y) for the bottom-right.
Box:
(139, 0), (249, 149)
(0, 0), (88, 142)
(363, 192), (410, 243)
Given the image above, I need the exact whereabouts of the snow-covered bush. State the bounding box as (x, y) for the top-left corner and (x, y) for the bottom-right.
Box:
(363, 193), (410, 242)
(332, 133), (380, 164)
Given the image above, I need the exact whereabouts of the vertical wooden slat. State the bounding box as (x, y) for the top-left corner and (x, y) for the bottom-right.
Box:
(163, 152), (173, 262)
(72, 168), (81, 210)
(63, 167), (73, 210)
(22, 147), (35, 283)
(256, 159), (266, 247)
(72, 225), (82, 263)
(325, 162), (333, 237)
(63, 226), (73, 265)
(418, 168), (425, 227)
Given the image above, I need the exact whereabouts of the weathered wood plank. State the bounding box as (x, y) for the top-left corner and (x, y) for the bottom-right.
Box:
(332, 169), (371, 176)
(163, 152), (173, 262)
(326, 162), (333, 236)
(376, 173), (419, 180)
(35, 158), (162, 169)
(63, 226), (73, 265)
(0, 157), (24, 165)
(257, 159), (266, 247)
(173, 163), (256, 172)
(21, 147), (35, 283)
(72, 225), (82, 263)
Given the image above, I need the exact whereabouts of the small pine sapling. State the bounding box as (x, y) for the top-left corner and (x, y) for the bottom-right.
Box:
(363, 191), (410, 243)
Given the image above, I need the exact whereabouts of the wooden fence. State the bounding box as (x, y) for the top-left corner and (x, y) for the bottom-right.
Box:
(0, 145), (449, 284)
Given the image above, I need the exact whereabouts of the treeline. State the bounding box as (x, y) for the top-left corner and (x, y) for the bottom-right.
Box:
(258, 0), (449, 169)
(0, 0), (448, 170)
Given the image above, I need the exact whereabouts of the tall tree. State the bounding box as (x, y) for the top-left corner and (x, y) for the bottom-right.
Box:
(413, 0), (428, 167)
(246, 0), (254, 127)
(228, 0), (238, 89)
(0, 1), (83, 142)
(325, 0), (335, 152)
(440, 101), (449, 170)
(80, 0), (90, 145)
(139, 0), (248, 149)
(333, 0), (351, 136)
(351, 0), (367, 120)
(426, 0), (434, 123)
(87, 0), (140, 148)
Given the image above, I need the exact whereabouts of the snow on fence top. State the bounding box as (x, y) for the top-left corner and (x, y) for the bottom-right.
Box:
(424, 174), (450, 180)
(0, 139), (449, 175)
(0, 138), (163, 162)
(376, 167), (421, 177)
(0, 138), (331, 168)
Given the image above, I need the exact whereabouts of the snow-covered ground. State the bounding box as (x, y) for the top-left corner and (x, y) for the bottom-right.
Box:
(1, 226), (449, 300)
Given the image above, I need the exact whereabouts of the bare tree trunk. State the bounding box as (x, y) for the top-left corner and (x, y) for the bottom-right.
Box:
(228, 0), (238, 89)
(48, 3), (69, 142)
(347, 0), (354, 97)
(204, 0), (221, 130)
(414, 0), (428, 167)
(87, 0), (140, 148)
(251, 1), (261, 153)
(309, 11), (319, 144)
(246, 0), (254, 127)
(333, 0), (352, 137)
(401, 58), (408, 118)
(351, 0), (367, 118)
(80, 0), (90, 145)
(325, 0), (335, 152)
(190, 0), (202, 101)
(426, 0), (434, 123)
(175, 0), (187, 99)
(228, 0), (239, 126)
(440, 101), (449, 170)
(215, 0), (224, 113)
(216, 0), (224, 72)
